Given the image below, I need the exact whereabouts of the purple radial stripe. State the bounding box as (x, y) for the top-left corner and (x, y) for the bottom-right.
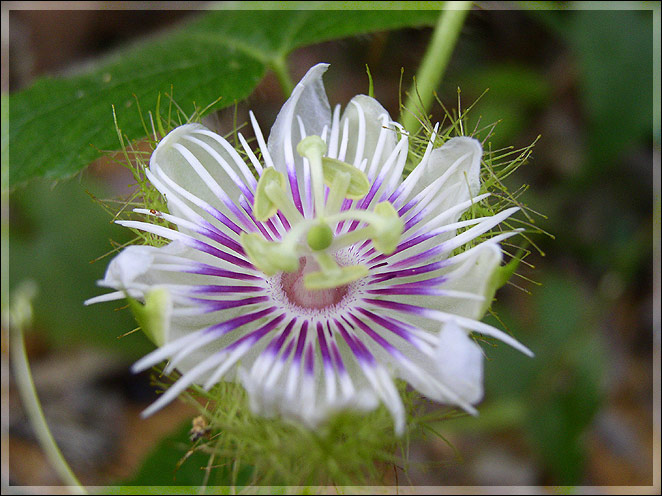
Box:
(316, 323), (333, 370)
(362, 298), (532, 358)
(335, 198), (356, 234)
(386, 178), (409, 205)
(238, 196), (275, 241)
(187, 238), (253, 269)
(340, 198), (353, 213)
(393, 170), (443, 219)
(262, 217), (282, 240)
(345, 175), (388, 233)
(287, 163), (305, 216)
(334, 319), (375, 366)
(304, 342), (315, 375)
(191, 284), (264, 295)
(370, 272), (448, 288)
(355, 307), (422, 347)
(368, 231), (437, 264)
(347, 313), (402, 359)
(217, 195), (255, 232)
(360, 246), (377, 259)
(398, 176), (446, 217)
(367, 287), (451, 296)
(330, 340), (346, 374)
(369, 261), (388, 270)
(239, 194), (282, 240)
(368, 274), (447, 288)
(369, 260), (450, 283)
(361, 169), (389, 209)
(203, 205), (246, 235)
(391, 234), (477, 268)
(197, 221), (245, 255)
(205, 306), (277, 336)
(345, 217), (366, 237)
(265, 318), (296, 356)
(357, 239), (372, 253)
(396, 196), (418, 219)
(402, 208), (429, 233)
(293, 320), (309, 365)
(357, 164), (387, 211)
(186, 263), (262, 281)
(225, 313), (286, 351)
(190, 295), (270, 312)
(389, 241), (459, 269)
(276, 212), (291, 232)
(363, 298), (433, 317)
(280, 338), (296, 364)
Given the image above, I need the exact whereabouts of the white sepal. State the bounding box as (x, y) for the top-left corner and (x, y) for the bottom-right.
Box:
(435, 321), (484, 405)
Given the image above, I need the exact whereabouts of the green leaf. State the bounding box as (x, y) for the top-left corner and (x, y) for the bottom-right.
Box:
(566, 10), (653, 172)
(8, 7), (440, 189)
(7, 177), (151, 355)
(528, 8), (654, 172)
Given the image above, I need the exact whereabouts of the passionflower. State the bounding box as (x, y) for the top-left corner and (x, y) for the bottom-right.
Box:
(87, 63), (532, 434)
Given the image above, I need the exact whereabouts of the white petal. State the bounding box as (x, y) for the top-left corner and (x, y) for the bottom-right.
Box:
(267, 63), (331, 175)
(97, 241), (194, 292)
(382, 242), (504, 322)
(407, 136), (483, 213)
(438, 242), (503, 320)
(150, 123), (256, 222)
(98, 245), (156, 290)
(239, 333), (380, 430)
(435, 321), (484, 404)
(339, 95), (399, 175)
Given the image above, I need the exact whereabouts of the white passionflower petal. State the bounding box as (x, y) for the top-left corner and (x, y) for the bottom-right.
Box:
(339, 94), (399, 174)
(150, 124), (257, 224)
(435, 321), (484, 404)
(406, 136), (483, 231)
(88, 63), (531, 434)
(267, 63), (332, 210)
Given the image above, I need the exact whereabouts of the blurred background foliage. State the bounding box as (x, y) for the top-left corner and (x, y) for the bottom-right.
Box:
(3, 2), (659, 490)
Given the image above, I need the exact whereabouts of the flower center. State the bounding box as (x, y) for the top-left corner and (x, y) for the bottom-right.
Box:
(281, 257), (349, 309)
(239, 135), (404, 290)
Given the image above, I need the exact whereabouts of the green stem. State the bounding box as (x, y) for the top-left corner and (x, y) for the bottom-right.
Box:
(10, 322), (87, 493)
(402, 1), (472, 135)
(272, 56), (295, 97)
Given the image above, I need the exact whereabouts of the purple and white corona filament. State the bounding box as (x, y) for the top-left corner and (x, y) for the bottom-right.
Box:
(87, 64), (532, 434)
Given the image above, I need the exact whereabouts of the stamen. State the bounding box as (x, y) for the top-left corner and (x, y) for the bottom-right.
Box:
(239, 232), (299, 276)
(254, 168), (303, 224)
(329, 202), (404, 254)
